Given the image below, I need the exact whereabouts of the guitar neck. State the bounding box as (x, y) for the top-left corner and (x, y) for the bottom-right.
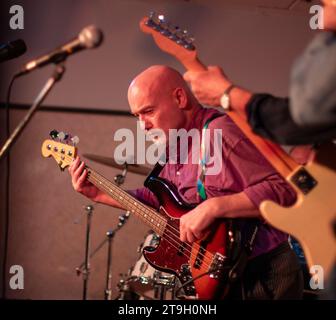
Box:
(85, 166), (167, 234)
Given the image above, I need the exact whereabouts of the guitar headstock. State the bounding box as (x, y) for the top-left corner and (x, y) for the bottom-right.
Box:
(140, 12), (203, 71)
(41, 130), (79, 171)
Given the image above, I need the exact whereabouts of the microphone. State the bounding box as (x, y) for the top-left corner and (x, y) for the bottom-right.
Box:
(0, 39), (27, 63)
(16, 25), (103, 76)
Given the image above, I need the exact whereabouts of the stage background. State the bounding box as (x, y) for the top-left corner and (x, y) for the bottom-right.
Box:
(0, 0), (318, 299)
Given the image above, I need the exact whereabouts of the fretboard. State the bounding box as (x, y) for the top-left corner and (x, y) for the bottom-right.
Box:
(85, 166), (167, 235)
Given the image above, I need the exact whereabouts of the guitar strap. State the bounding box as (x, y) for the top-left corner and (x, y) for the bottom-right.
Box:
(144, 150), (167, 185)
(196, 114), (260, 290)
(197, 113), (227, 201)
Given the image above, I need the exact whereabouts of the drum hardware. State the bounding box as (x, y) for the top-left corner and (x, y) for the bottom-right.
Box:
(75, 210), (130, 299)
(75, 168), (130, 300)
(104, 211), (130, 300)
(117, 231), (178, 300)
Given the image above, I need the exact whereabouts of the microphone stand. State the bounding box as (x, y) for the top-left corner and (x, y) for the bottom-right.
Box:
(82, 204), (94, 300)
(0, 63), (66, 160)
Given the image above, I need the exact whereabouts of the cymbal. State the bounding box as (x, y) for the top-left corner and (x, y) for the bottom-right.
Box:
(82, 153), (152, 176)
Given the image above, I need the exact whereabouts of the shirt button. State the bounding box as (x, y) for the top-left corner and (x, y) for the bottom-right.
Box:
(176, 171), (180, 176)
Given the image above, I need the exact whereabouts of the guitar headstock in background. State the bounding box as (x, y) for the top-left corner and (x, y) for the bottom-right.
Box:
(140, 12), (206, 72)
(41, 130), (79, 170)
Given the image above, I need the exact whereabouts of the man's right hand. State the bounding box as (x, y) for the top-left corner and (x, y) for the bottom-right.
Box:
(183, 66), (231, 107)
(68, 156), (100, 202)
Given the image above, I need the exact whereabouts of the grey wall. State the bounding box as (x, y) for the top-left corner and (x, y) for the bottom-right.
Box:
(1, 0), (317, 108)
(0, 0), (317, 299)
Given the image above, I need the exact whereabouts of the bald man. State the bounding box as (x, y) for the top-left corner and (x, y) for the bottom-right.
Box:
(69, 65), (303, 300)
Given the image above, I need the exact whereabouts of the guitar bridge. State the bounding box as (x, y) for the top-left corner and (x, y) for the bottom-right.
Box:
(209, 253), (226, 279)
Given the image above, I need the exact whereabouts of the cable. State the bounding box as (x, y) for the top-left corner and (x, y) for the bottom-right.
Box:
(174, 270), (212, 299)
(2, 74), (18, 299)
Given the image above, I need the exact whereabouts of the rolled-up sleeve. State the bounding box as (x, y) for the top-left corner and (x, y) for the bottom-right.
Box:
(227, 137), (297, 208)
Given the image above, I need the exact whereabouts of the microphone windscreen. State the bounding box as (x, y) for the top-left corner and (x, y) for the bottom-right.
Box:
(0, 39), (27, 62)
(79, 25), (104, 49)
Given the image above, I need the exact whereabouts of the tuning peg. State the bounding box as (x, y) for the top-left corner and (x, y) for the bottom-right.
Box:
(58, 131), (70, 143)
(49, 129), (59, 140)
(59, 162), (65, 171)
(146, 11), (161, 30)
(158, 14), (165, 23)
(185, 35), (195, 44)
(58, 131), (66, 141)
(183, 34), (196, 50)
(149, 11), (156, 20)
(173, 27), (185, 44)
(159, 19), (172, 37)
(71, 136), (80, 146)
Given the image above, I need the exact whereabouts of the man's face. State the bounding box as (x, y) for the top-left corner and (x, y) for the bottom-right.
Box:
(322, 0), (336, 30)
(129, 85), (186, 143)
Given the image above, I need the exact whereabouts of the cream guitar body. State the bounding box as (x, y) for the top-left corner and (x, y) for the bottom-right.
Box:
(261, 143), (336, 278)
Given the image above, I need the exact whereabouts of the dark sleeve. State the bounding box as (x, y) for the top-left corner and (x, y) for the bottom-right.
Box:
(246, 93), (336, 145)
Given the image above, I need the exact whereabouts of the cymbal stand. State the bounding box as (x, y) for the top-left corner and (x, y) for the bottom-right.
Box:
(104, 211), (130, 300)
(105, 166), (129, 300)
(82, 204), (94, 300)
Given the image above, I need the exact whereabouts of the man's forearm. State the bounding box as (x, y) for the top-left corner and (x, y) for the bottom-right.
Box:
(94, 190), (125, 210)
(210, 191), (260, 219)
(230, 87), (253, 121)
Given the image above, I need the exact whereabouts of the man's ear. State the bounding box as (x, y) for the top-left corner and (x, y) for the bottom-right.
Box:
(173, 88), (188, 109)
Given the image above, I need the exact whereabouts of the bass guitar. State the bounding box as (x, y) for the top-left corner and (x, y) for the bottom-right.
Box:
(41, 136), (240, 299)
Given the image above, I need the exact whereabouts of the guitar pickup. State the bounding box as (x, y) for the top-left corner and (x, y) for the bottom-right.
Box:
(193, 245), (206, 269)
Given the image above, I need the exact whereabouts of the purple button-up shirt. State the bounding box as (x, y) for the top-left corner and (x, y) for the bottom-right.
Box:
(132, 107), (296, 257)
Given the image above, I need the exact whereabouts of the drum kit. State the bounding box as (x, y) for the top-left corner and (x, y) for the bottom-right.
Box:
(80, 153), (179, 300)
(117, 231), (178, 300)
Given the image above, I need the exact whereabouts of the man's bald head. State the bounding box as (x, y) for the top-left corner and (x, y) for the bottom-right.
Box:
(128, 65), (196, 108)
(127, 65), (200, 139)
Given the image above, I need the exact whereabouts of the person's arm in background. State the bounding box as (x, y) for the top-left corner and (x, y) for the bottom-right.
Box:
(183, 66), (251, 121)
(184, 65), (336, 145)
(184, 2), (336, 145)
(246, 93), (336, 145)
